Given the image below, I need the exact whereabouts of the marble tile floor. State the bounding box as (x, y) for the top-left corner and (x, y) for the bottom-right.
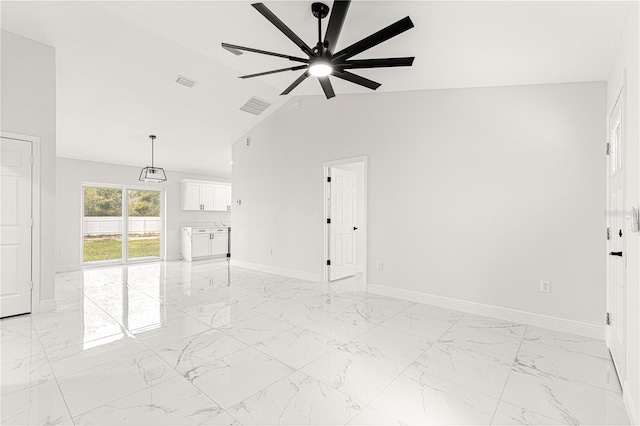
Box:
(0, 259), (630, 425)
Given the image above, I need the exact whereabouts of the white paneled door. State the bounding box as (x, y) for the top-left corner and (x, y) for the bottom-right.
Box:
(328, 167), (357, 281)
(606, 89), (626, 382)
(1, 137), (33, 318)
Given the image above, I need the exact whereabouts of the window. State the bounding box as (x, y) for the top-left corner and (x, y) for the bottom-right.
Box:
(83, 185), (163, 264)
(127, 190), (161, 260)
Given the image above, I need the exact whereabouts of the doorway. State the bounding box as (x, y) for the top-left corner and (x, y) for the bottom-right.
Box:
(606, 76), (627, 384)
(322, 156), (367, 288)
(1, 137), (33, 317)
(82, 185), (163, 265)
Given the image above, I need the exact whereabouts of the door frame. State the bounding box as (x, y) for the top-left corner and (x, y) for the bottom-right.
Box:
(605, 71), (627, 385)
(1, 131), (42, 313)
(321, 155), (368, 287)
(81, 183), (165, 266)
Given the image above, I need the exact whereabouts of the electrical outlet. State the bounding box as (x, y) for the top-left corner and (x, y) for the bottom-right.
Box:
(268, 248), (273, 256)
(376, 261), (383, 270)
(540, 280), (551, 293)
(57, 249), (63, 255)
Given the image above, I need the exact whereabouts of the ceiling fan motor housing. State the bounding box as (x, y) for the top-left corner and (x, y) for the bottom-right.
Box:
(311, 3), (330, 19)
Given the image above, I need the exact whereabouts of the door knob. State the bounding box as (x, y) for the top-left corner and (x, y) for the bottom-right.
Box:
(609, 251), (623, 257)
(353, 226), (358, 231)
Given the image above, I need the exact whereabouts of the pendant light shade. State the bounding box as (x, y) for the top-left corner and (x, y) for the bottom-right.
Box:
(139, 135), (167, 183)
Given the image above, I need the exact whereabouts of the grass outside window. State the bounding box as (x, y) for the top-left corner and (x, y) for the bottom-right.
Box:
(84, 234), (160, 262)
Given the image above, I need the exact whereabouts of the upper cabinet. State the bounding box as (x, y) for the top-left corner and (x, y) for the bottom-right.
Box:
(181, 179), (231, 211)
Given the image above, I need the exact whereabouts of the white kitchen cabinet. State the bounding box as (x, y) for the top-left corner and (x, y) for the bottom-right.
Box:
(211, 231), (228, 256)
(214, 185), (231, 212)
(201, 184), (216, 210)
(191, 232), (212, 258)
(181, 226), (229, 261)
(181, 180), (231, 211)
(182, 182), (201, 210)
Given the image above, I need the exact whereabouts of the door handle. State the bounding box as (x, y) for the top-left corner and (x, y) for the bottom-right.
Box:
(353, 226), (358, 231)
(609, 251), (623, 257)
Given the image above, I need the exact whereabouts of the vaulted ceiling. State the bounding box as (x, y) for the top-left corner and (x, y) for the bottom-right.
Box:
(1, 1), (630, 177)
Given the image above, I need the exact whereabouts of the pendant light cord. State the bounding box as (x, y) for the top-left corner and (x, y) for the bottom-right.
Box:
(150, 135), (156, 168)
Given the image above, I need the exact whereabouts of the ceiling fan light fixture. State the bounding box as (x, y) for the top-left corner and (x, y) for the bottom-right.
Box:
(309, 60), (333, 77)
(223, 1), (415, 99)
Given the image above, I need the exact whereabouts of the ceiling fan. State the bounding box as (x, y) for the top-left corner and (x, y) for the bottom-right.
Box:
(222, 1), (415, 99)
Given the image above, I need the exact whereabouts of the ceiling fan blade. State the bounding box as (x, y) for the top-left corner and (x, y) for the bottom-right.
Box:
(318, 77), (336, 99)
(323, 0), (351, 54)
(222, 43), (308, 63)
(252, 3), (314, 57)
(340, 57), (414, 69)
(332, 16), (414, 62)
(240, 65), (308, 79)
(281, 72), (309, 95)
(332, 70), (381, 91)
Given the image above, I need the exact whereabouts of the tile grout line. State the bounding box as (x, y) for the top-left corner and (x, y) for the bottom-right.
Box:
(343, 309), (468, 424)
(127, 295), (248, 426)
(488, 324), (528, 425)
(30, 316), (77, 425)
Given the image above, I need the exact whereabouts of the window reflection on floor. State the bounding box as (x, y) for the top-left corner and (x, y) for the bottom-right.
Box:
(78, 260), (234, 351)
(81, 264), (169, 349)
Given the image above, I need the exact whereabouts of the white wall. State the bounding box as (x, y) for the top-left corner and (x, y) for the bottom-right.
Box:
(232, 82), (606, 327)
(1, 30), (56, 304)
(334, 162), (365, 268)
(56, 157), (230, 270)
(607, 3), (639, 423)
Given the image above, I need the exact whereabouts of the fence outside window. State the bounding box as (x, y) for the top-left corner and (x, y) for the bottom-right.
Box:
(83, 217), (161, 236)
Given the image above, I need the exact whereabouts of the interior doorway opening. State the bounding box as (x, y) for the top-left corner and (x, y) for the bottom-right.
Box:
(322, 156), (367, 289)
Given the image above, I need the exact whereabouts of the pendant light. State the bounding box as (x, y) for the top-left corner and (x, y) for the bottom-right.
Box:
(139, 135), (167, 183)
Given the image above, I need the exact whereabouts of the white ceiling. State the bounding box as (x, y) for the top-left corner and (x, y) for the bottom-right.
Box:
(1, 1), (629, 177)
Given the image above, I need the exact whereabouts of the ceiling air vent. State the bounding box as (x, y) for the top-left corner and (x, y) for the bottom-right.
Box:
(176, 75), (196, 88)
(240, 96), (271, 116)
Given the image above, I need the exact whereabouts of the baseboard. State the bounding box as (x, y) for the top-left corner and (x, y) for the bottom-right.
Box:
(38, 299), (57, 313)
(165, 254), (182, 261)
(55, 264), (81, 273)
(367, 283), (604, 340)
(230, 259), (321, 282)
(623, 382), (639, 426)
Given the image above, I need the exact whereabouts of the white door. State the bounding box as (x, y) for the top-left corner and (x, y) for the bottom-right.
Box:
(1, 137), (33, 318)
(606, 90), (626, 380)
(201, 185), (215, 211)
(328, 167), (357, 281)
